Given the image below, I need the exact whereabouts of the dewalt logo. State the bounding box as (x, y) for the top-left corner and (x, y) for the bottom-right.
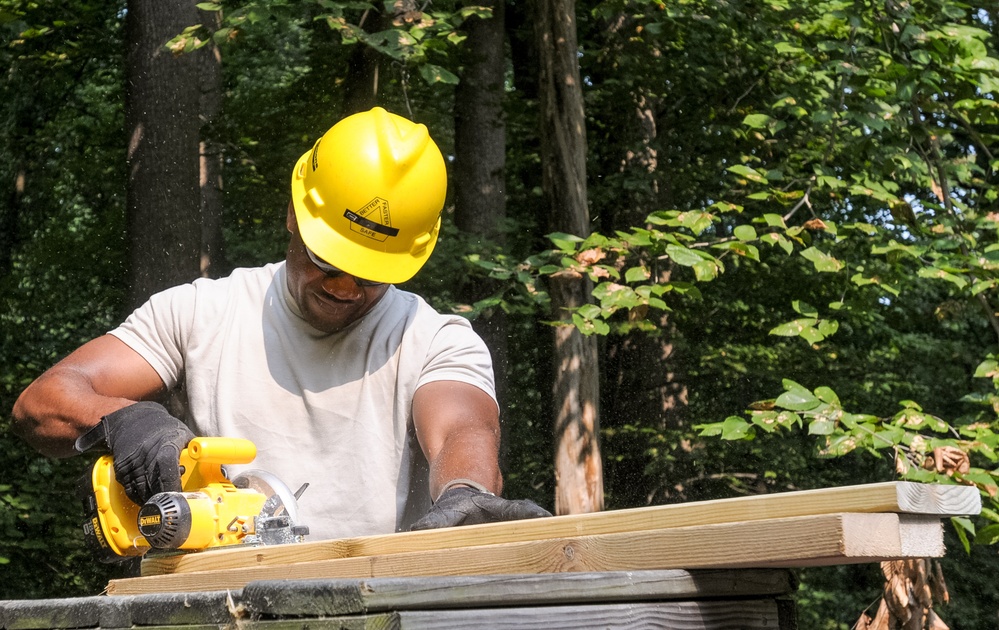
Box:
(140, 514), (162, 527)
(89, 517), (109, 549)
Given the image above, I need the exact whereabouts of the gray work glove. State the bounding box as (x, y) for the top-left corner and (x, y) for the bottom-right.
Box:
(410, 487), (552, 531)
(100, 401), (195, 505)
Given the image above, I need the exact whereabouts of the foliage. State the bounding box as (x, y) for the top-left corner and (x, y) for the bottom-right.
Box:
(2, 0), (999, 624)
(696, 373), (999, 549)
(0, 0), (127, 597)
(466, 0), (999, 622)
(166, 0), (491, 87)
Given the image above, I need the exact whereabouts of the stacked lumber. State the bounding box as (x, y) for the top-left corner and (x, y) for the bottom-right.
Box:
(2, 570), (800, 629)
(107, 481), (980, 596)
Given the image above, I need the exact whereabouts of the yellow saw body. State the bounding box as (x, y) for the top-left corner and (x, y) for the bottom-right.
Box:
(80, 437), (306, 562)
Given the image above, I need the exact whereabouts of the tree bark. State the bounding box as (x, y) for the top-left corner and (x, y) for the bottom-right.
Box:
(341, 7), (395, 116)
(535, 0), (603, 514)
(124, 0), (203, 310)
(453, 0), (510, 464)
(198, 7), (226, 279)
(0, 168), (25, 276)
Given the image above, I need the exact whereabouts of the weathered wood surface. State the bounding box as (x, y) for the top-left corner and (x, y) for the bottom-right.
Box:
(140, 481), (977, 577)
(237, 569), (797, 615)
(238, 600), (782, 630)
(109, 512), (941, 595)
(0, 591), (234, 630)
(0, 570), (796, 629)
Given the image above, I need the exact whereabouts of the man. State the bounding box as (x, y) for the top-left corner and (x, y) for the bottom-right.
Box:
(12, 107), (549, 541)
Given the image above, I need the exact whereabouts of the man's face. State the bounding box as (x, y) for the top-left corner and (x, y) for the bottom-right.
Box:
(284, 204), (389, 334)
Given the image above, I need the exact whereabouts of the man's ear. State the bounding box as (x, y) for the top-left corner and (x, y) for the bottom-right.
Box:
(286, 202), (296, 233)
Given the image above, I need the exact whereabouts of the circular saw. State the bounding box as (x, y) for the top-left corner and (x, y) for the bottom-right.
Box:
(76, 435), (310, 562)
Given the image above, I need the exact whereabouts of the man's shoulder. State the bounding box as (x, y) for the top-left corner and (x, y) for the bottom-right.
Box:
(197, 262), (281, 288)
(184, 262), (282, 300)
(385, 287), (470, 328)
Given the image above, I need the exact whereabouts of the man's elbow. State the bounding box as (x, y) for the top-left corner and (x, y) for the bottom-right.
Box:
(11, 381), (73, 459)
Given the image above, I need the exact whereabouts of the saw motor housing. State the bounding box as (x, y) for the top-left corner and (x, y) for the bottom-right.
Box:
(80, 437), (274, 562)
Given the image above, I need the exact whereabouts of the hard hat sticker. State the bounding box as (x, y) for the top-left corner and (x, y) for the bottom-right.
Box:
(311, 138), (322, 171)
(344, 198), (399, 241)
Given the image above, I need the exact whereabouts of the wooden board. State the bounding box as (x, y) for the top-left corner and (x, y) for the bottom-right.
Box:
(237, 569), (796, 615)
(141, 481), (977, 577)
(232, 600), (782, 630)
(0, 570), (795, 629)
(109, 512), (943, 595)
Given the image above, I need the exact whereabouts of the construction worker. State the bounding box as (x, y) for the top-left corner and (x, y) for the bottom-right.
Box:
(11, 107), (550, 540)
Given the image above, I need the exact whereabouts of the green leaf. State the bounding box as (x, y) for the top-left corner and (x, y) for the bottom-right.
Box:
(800, 247), (843, 272)
(776, 380), (820, 411)
(625, 266), (650, 283)
(418, 64), (459, 85)
(974, 523), (999, 546)
(763, 214), (787, 228)
(808, 419), (835, 435)
(973, 359), (999, 379)
(799, 326), (824, 344)
(695, 421), (725, 437)
(792, 300), (818, 317)
(917, 266), (968, 289)
(770, 318), (818, 337)
(720, 416), (755, 440)
(743, 114), (773, 129)
(817, 319), (839, 338)
(692, 260), (720, 282)
(666, 244), (704, 267)
(814, 387), (840, 405)
(733, 224), (758, 241)
(726, 164), (769, 184)
(548, 232), (583, 251)
(952, 517), (974, 554)
(821, 433), (860, 456)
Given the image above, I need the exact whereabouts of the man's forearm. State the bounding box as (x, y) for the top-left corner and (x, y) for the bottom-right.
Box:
(12, 368), (134, 458)
(427, 428), (503, 501)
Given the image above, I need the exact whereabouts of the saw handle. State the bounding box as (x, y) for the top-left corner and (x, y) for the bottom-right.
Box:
(179, 437), (257, 489)
(187, 437), (256, 464)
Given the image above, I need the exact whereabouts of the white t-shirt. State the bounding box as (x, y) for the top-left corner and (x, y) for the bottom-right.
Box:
(109, 262), (496, 540)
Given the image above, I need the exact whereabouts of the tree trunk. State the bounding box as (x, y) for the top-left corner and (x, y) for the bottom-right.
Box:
(600, 95), (690, 506)
(198, 7), (226, 279)
(535, 0), (603, 514)
(341, 6), (398, 115)
(124, 0), (203, 310)
(0, 168), (25, 276)
(453, 0), (510, 465)
(454, 0), (506, 240)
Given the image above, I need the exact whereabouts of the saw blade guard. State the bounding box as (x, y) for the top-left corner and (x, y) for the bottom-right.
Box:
(231, 469), (304, 526)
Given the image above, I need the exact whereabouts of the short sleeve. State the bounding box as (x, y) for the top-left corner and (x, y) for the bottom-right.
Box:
(107, 282), (198, 390)
(418, 318), (497, 404)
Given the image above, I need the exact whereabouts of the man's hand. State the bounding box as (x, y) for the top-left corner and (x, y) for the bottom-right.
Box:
(410, 487), (552, 531)
(101, 401), (195, 505)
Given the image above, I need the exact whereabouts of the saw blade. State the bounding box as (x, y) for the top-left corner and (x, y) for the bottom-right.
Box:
(231, 469), (304, 525)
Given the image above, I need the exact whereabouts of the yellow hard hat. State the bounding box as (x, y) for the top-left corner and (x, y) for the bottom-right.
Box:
(291, 107), (447, 284)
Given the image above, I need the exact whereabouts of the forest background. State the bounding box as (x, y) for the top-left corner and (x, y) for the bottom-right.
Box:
(2, 0), (999, 627)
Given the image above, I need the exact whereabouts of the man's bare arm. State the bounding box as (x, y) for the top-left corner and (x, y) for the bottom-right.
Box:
(12, 334), (167, 458)
(412, 380), (503, 500)
(410, 380), (550, 530)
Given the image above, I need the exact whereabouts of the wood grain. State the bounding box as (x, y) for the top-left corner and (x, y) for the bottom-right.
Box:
(110, 512), (942, 595)
(140, 481), (974, 577)
(324, 600), (781, 630)
(237, 569), (796, 615)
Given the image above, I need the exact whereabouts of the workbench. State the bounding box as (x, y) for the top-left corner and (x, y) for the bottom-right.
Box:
(0, 569), (798, 629)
